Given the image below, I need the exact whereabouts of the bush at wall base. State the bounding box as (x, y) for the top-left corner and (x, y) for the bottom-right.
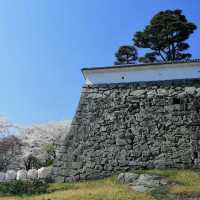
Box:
(0, 179), (48, 196)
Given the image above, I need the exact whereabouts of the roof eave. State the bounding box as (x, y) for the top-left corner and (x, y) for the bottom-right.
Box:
(81, 59), (200, 72)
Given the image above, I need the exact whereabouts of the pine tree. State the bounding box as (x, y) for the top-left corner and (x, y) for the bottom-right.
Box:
(133, 10), (197, 63)
(114, 45), (138, 65)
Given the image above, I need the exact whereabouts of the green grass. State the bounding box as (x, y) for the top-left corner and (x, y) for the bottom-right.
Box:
(0, 169), (200, 200)
(142, 169), (200, 197)
(0, 178), (155, 200)
(142, 169), (200, 185)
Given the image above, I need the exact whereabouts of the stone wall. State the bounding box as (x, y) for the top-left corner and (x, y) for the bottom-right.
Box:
(52, 79), (200, 182)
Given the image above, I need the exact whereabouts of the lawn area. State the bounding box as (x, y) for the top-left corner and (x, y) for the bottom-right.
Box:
(0, 177), (154, 200)
(1, 170), (200, 200)
(145, 169), (200, 197)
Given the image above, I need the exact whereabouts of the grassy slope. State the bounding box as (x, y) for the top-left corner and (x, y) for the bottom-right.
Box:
(145, 169), (200, 196)
(1, 170), (200, 200)
(0, 178), (154, 200)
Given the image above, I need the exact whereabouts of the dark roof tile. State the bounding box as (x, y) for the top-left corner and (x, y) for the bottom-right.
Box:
(81, 59), (200, 72)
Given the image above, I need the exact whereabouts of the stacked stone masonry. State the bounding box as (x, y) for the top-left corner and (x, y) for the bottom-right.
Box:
(52, 79), (200, 182)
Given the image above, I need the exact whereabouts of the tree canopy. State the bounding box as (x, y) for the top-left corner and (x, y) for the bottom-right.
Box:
(114, 45), (138, 65)
(133, 10), (197, 63)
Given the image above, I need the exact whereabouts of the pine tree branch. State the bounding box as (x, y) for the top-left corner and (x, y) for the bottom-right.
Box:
(158, 50), (166, 61)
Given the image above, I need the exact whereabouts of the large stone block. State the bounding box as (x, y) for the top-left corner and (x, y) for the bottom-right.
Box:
(185, 87), (196, 95)
(130, 89), (146, 97)
(116, 138), (127, 146)
(136, 174), (161, 186)
(27, 169), (38, 180)
(117, 172), (139, 184)
(17, 170), (27, 181)
(0, 172), (5, 182)
(38, 167), (52, 179)
(71, 162), (83, 169)
(5, 170), (17, 181)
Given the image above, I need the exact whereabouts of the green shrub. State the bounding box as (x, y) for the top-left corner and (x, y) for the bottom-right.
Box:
(41, 143), (56, 167)
(23, 154), (43, 170)
(0, 179), (48, 196)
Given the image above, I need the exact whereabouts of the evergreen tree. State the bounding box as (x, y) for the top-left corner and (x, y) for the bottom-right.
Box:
(114, 45), (137, 65)
(133, 10), (197, 63)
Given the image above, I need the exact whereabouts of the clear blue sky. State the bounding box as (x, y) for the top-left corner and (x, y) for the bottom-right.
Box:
(0, 0), (199, 126)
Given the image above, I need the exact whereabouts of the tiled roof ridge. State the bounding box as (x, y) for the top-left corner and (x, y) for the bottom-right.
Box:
(147, 59), (200, 65)
(82, 59), (200, 71)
